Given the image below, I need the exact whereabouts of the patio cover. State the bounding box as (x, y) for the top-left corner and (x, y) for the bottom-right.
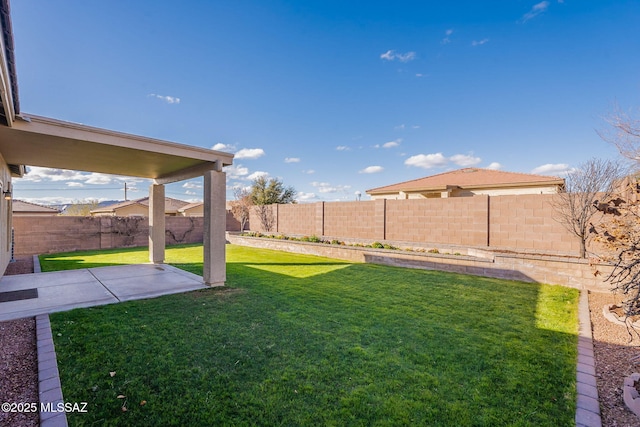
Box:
(0, 114), (233, 183)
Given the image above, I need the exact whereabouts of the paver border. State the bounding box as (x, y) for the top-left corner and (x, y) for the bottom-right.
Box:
(576, 290), (602, 427)
(36, 314), (68, 427)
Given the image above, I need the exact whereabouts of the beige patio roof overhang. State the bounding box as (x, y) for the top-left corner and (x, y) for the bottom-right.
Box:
(0, 114), (233, 183)
(0, 113), (234, 286)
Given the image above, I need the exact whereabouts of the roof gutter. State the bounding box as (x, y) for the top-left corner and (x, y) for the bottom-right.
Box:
(0, 0), (19, 126)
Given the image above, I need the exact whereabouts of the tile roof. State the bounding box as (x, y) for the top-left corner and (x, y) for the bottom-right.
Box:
(367, 168), (565, 194)
(179, 202), (203, 211)
(12, 200), (60, 213)
(90, 197), (189, 214)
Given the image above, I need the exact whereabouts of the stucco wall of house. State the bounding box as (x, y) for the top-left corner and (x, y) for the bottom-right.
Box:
(0, 153), (13, 275)
(370, 185), (560, 200)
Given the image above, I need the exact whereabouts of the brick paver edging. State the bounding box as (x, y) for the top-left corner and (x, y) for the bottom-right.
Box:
(576, 290), (602, 427)
(36, 314), (68, 427)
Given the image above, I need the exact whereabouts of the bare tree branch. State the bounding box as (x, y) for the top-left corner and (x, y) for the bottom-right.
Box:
(551, 158), (626, 258)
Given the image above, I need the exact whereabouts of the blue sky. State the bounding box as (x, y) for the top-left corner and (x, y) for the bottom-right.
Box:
(10, 0), (640, 204)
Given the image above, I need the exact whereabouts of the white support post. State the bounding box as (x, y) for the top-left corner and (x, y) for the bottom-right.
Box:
(149, 184), (165, 264)
(203, 168), (226, 286)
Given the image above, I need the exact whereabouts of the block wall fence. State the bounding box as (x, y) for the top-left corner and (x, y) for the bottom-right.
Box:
(248, 194), (583, 257)
(12, 212), (242, 256)
(12, 195), (583, 257)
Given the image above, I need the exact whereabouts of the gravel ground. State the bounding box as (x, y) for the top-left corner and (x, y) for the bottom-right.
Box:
(0, 256), (38, 427)
(590, 291), (640, 427)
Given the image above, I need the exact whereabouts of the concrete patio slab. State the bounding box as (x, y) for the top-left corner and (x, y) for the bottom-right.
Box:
(0, 264), (207, 321)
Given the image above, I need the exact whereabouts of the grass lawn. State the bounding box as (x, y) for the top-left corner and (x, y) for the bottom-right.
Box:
(44, 244), (579, 426)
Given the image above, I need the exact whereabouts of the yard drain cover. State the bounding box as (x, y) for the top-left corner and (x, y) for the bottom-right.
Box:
(0, 288), (38, 303)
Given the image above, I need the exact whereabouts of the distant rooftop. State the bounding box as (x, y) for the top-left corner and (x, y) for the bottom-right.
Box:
(367, 168), (565, 194)
(12, 199), (60, 214)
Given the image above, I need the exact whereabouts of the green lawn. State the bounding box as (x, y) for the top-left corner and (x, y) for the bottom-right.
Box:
(45, 244), (579, 426)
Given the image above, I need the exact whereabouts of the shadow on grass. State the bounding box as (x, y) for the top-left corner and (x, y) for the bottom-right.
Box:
(51, 250), (579, 427)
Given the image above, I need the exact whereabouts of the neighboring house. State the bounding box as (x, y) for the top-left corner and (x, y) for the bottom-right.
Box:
(366, 168), (565, 200)
(12, 200), (60, 216)
(178, 202), (204, 217)
(0, 2), (233, 285)
(90, 197), (190, 217)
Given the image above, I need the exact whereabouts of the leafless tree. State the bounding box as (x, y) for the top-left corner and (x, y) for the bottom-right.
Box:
(590, 106), (640, 319)
(229, 187), (252, 232)
(551, 158), (626, 258)
(598, 104), (640, 160)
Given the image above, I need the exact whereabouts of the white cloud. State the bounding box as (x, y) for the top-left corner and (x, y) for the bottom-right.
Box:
(486, 162), (502, 170)
(471, 38), (490, 46)
(383, 139), (401, 148)
(247, 171), (269, 180)
(182, 182), (202, 189)
(66, 182), (84, 188)
(442, 29), (454, 44)
(380, 50), (395, 61)
(450, 154), (482, 167)
(284, 157), (300, 163)
(522, 1), (550, 22)
(311, 181), (351, 194)
(85, 174), (113, 185)
(303, 169), (316, 174)
(336, 146), (350, 151)
(185, 190), (196, 195)
(531, 163), (572, 175)
(20, 196), (111, 206)
(359, 166), (384, 174)
(149, 93), (181, 104)
(380, 50), (416, 62)
(212, 142), (236, 152)
(297, 192), (317, 202)
(235, 148), (265, 159)
(223, 164), (250, 180)
(404, 153), (448, 169)
(395, 124), (406, 130)
(22, 167), (117, 185)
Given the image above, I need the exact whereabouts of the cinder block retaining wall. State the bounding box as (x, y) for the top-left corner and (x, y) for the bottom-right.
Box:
(227, 234), (613, 291)
(248, 195), (583, 257)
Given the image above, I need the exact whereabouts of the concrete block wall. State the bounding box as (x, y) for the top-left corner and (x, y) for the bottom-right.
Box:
(14, 216), (102, 255)
(385, 197), (489, 246)
(277, 203), (317, 235)
(246, 195), (582, 256)
(12, 216), (212, 256)
(489, 194), (581, 256)
(324, 201), (379, 239)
